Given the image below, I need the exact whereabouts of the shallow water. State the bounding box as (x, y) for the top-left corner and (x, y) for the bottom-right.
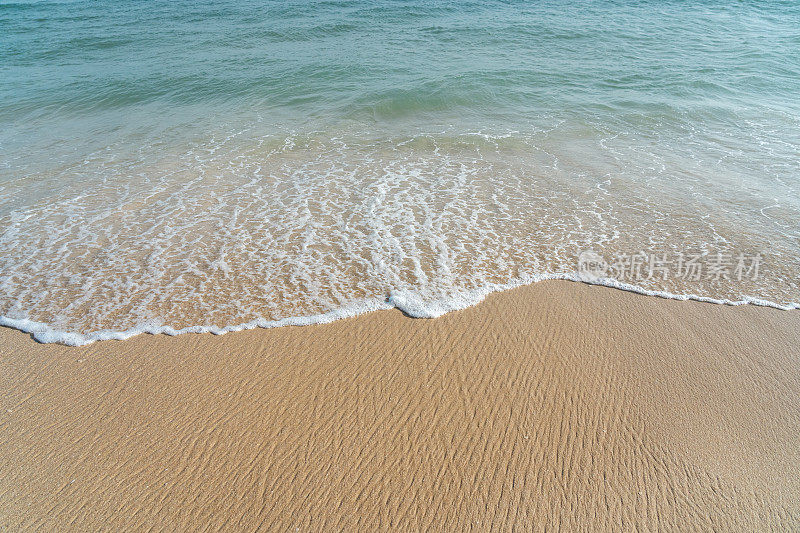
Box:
(2, 0), (799, 343)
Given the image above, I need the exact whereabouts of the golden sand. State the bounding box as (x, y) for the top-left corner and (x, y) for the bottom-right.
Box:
(2, 280), (799, 530)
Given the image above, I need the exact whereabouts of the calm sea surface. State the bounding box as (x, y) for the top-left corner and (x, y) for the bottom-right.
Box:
(2, 0), (799, 343)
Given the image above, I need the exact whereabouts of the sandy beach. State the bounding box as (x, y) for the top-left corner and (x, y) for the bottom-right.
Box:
(4, 0), (800, 530)
(1, 280), (799, 530)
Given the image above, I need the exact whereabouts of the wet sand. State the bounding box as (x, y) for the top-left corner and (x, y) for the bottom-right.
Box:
(2, 280), (799, 530)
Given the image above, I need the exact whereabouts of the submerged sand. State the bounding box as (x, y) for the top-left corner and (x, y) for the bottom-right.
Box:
(1, 280), (799, 530)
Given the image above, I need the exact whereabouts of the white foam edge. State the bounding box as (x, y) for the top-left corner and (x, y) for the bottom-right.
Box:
(1, 272), (798, 346)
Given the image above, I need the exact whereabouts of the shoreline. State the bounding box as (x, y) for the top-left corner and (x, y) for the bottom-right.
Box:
(3, 274), (799, 347)
(2, 279), (800, 529)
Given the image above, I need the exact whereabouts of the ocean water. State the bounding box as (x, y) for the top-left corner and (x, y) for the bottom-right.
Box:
(1, 0), (799, 344)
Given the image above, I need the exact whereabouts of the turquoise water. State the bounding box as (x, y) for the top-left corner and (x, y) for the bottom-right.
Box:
(1, 0), (799, 343)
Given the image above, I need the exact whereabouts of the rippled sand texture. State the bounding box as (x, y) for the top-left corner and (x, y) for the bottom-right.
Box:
(2, 281), (799, 530)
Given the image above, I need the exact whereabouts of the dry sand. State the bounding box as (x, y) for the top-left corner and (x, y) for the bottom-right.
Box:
(1, 280), (800, 531)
